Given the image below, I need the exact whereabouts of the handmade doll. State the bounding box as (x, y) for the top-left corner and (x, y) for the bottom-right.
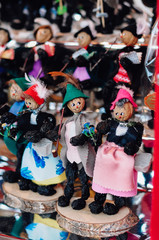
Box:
(2, 77), (30, 183)
(3, 25), (73, 87)
(65, 26), (110, 90)
(46, 83), (96, 209)
(102, 21), (146, 118)
(89, 86), (143, 217)
(15, 76), (66, 196)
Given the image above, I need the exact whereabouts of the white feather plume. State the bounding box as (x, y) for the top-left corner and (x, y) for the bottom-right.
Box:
(24, 73), (52, 100)
(116, 85), (134, 97)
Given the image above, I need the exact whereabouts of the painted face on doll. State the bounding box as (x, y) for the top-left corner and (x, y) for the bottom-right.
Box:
(25, 96), (40, 110)
(35, 28), (52, 43)
(113, 102), (133, 121)
(120, 30), (138, 46)
(67, 97), (85, 113)
(77, 32), (92, 48)
(0, 30), (9, 45)
(10, 83), (23, 101)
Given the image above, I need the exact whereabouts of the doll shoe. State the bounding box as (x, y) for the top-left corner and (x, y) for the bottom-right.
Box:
(18, 178), (31, 190)
(89, 201), (103, 214)
(37, 185), (56, 196)
(3, 171), (20, 183)
(58, 195), (70, 207)
(71, 198), (86, 210)
(103, 202), (119, 215)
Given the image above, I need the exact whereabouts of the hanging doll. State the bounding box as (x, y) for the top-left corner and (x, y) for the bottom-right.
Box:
(3, 25), (73, 87)
(102, 22), (146, 118)
(89, 86), (143, 217)
(46, 83), (96, 209)
(65, 26), (110, 90)
(2, 75), (66, 196)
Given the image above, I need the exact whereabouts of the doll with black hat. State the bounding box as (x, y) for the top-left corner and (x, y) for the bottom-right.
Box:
(65, 26), (109, 90)
(102, 21), (147, 119)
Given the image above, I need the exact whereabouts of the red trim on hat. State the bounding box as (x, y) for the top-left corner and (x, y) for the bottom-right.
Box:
(23, 84), (44, 105)
(110, 89), (137, 110)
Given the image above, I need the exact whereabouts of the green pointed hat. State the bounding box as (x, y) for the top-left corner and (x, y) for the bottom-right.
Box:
(13, 77), (29, 91)
(62, 84), (89, 107)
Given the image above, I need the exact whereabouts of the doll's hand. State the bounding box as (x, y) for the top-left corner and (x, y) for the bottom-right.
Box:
(1, 112), (17, 124)
(24, 130), (42, 143)
(75, 56), (89, 67)
(37, 48), (48, 59)
(70, 133), (88, 146)
(9, 127), (18, 138)
(124, 142), (139, 155)
(0, 105), (10, 116)
(40, 122), (55, 135)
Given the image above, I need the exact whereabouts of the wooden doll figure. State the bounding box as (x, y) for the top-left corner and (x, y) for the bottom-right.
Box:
(49, 83), (96, 209)
(102, 22), (146, 119)
(65, 26), (107, 89)
(2, 77), (30, 183)
(89, 86), (143, 215)
(16, 76), (66, 196)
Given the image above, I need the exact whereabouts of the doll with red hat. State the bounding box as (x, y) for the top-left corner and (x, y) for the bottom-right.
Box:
(46, 83), (96, 208)
(2, 74), (66, 195)
(89, 86), (143, 221)
(16, 75), (66, 195)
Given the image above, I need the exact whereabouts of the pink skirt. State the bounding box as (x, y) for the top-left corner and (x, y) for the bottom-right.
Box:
(92, 141), (137, 197)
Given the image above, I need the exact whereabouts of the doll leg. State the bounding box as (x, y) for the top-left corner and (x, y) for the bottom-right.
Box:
(103, 196), (127, 215)
(37, 184), (57, 196)
(71, 166), (89, 210)
(18, 177), (32, 190)
(58, 161), (78, 207)
(3, 143), (25, 183)
(89, 192), (106, 214)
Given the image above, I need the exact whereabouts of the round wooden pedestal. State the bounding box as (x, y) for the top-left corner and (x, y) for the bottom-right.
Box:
(56, 197), (139, 238)
(2, 182), (64, 214)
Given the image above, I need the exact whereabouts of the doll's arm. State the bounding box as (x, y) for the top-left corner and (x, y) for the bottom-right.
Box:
(70, 133), (88, 146)
(0, 112), (17, 124)
(45, 124), (60, 142)
(96, 119), (110, 135)
(124, 122), (144, 155)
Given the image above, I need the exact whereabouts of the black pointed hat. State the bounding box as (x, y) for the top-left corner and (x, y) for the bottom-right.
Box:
(74, 26), (96, 40)
(121, 23), (142, 39)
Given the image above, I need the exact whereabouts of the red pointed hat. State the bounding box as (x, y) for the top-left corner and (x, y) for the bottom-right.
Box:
(110, 88), (138, 110)
(23, 84), (44, 105)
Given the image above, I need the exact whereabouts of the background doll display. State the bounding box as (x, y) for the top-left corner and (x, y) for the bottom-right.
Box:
(102, 22), (147, 118)
(89, 87), (144, 219)
(1, 25), (73, 87)
(64, 26), (112, 90)
(0, 28), (15, 105)
(46, 83), (96, 209)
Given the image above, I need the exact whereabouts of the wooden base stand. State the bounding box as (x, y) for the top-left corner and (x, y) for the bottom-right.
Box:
(56, 197), (139, 238)
(2, 182), (64, 214)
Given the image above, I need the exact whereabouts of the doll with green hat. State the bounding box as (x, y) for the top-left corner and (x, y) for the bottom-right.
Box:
(46, 83), (96, 210)
(1, 76), (31, 183)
